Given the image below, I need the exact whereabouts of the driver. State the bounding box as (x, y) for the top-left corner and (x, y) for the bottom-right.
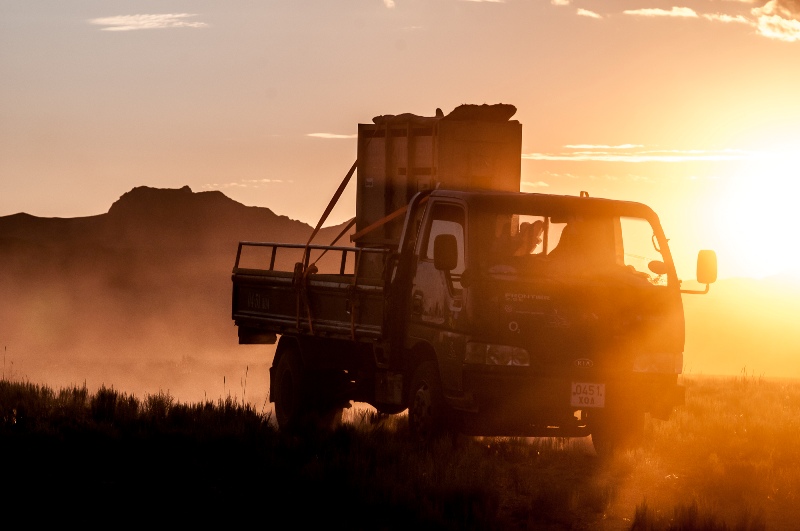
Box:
(514, 221), (544, 256)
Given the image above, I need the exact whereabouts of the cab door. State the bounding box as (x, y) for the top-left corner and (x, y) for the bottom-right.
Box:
(407, 200), (467, 391)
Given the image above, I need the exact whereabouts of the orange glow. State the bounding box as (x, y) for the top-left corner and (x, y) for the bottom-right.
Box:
(711, 150), (800, 281)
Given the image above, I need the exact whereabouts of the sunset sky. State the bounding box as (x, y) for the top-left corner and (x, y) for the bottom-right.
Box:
(3, 0), (800, 282)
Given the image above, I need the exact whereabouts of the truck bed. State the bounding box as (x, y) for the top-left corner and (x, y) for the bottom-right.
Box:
(231, 242), (388, 341)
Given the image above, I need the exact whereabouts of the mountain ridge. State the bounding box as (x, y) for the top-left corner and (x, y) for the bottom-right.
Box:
(0, 185), (352, 247)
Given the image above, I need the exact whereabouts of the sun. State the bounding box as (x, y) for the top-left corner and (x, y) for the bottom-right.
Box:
(712, 152), (800, 280)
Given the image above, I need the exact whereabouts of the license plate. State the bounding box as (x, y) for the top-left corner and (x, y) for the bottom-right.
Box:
(570, 382), (605, 408)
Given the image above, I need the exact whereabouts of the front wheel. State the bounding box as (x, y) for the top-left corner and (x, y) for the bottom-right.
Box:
(374, 403), (407, 415)
(589, 408), (645, 457)
(408, 361), (454, 442)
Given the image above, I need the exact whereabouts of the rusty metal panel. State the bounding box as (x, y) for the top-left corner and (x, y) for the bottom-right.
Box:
(436, 120), (521, 193)
(355, 116), (521, 248)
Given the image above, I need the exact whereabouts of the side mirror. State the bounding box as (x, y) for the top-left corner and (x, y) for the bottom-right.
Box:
(697, 250), (717, 285)
(433, 234), (459, 271)
(648, 260), (668, 276)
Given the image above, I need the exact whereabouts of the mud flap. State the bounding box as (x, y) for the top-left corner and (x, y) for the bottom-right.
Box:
(375, 371), (404, 405)
(650, 384), (685, 420)
(238, 328), (277, 344)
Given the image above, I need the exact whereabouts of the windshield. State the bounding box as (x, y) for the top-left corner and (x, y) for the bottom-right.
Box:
(476, 210), (671, 286)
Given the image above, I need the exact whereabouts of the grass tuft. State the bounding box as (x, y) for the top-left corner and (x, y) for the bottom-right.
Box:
(631, 499), (767, 531)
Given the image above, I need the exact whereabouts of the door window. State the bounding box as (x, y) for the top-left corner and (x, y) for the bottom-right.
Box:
(423, 203), (466, 289)
(618, 216), (668, 285)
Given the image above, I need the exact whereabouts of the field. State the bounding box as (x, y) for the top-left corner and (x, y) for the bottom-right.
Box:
(1, 373), (794, 529)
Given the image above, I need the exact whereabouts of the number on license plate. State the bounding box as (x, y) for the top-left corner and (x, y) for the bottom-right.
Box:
(571, 382), (605, 408)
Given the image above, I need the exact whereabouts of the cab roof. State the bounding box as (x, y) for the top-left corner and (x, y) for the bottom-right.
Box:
(428, 188), (661, 223)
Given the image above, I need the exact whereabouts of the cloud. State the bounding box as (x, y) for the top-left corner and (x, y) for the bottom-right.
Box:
(623, 7), (699, 18)
(202, 179), (293, 190)
(702, 13), (752, 24)
(384, 0), (396, 8)
(559, 1), (798, 42)
(576, 9), (602, 19)
(307, 133), (358, 139)
(754, 0), (800, 17)
(564, 144), (643, 149)
(522, 147), (763, 162)
(89, 14), (208, 31)
(752, 0), (800, 41)
(523, 172), (656, 186)
(532, 170), (581, 180)
(754, 13), (800, 40)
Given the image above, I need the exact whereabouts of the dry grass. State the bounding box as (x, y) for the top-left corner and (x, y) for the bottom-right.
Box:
(1, 374), (795, 529)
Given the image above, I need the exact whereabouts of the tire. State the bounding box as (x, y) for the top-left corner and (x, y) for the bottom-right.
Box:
(374, 403), (407, 415)
(273, 345), (304, 431)
(272, 343), (342, 434)
(408, 361), (452, 442)
(589, 408), (644, 458)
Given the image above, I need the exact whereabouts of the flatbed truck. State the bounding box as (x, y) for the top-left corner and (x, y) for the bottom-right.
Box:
(231, 104), (716, 453)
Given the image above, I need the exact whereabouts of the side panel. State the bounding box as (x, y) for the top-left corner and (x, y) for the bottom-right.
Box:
(232, 271), (385, 340)
(355, 120), (521, 247)
(437, 120), (521, 193)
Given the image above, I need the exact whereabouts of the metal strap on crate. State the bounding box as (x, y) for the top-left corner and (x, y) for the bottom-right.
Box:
(349, 250), (362, 341)
(309, 217), (355, 268)
(295, 159), (358, 335)
(293, 260), (319, 335)
(305, 159), (357, 250)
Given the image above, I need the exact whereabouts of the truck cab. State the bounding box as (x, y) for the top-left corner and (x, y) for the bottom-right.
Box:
(394, 189), (703, 451)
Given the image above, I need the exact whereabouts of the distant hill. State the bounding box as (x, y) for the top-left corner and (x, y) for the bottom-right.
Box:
(0, 185), (353, 370)
(0, 185), (347, 251)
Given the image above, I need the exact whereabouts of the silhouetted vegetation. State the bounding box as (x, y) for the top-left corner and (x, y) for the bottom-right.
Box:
(1, 375), (787, 529)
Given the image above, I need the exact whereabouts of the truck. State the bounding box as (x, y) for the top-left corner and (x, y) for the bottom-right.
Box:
(231, 104), (717, 455)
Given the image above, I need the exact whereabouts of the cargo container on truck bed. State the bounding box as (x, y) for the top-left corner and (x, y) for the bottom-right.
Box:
(231, 104), (717, 454)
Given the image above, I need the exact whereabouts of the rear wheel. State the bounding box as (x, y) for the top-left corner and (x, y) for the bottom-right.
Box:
(272, 342), (343, 434)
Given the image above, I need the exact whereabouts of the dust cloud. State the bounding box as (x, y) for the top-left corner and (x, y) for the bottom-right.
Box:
(0, 257), (277, 409)
(0, 185), (351, 409)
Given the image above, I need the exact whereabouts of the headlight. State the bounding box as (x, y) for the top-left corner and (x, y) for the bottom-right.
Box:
(632, 351), (682, 374)
(465, 342), (530, 366)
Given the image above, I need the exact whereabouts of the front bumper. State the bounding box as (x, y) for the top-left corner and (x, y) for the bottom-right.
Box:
(450, 365), (683, 433)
